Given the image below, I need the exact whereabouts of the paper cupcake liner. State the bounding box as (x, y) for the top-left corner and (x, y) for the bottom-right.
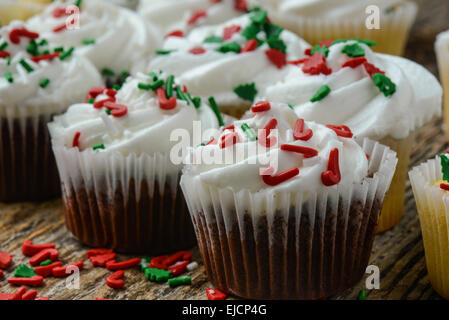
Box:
(435, 33), (449, 140)
(409, 157), (449, 299)
(270, 1), (417, 56)
(181, 139), (397, 299)
(376, 131), (415, 233)
(219, 104), (252, 120)
(53, 146), (196, 254)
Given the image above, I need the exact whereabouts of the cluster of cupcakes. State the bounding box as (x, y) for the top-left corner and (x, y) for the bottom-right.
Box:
(1, 0), (448, 300)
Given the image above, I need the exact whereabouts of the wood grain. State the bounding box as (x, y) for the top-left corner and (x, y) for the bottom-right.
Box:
(0, 0), (448, 300)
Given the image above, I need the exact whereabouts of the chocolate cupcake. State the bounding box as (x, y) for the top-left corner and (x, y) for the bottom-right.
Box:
(0, 21), (102, 202)
(48, 72), (220, 254)
(180, 102), (397, 299)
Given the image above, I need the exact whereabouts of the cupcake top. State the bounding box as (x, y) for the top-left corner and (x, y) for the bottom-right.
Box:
(184, 102), (369, 193)
(0, 21), (102, 114)
(146, 10), (310, 109)
(138, 0), (247, 37)
(261, 39), (442, 140)
(48, 72), (219, 156)
(26, 0), (160, 74)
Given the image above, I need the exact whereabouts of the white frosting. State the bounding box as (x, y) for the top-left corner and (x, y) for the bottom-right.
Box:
(0, 21), (102, 116)
(138, 0), (245, 36)
(48, 73), (219, 156)
(184, 103), (368, 193)
(147, 13), (310, 108)
(27, 0), (160, 73)
(261, 40), (442, 140)
(97, 0), (139, 10)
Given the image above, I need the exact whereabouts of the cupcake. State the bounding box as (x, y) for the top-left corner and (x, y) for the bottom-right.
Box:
(26, 0), (160, 85)
(409, 152), (449, 299)
(0, 0), (50, 26)
(261, 39), (442, 232)
(0, 21), (102, 202)
(180, 102), (397, 299)
(138, 0), (247, 38)
(147, 10), (310, 118)
(99, 0), (139, 10)
(48, 72), (220, 254)
(435, 30), (449, 140)
(252, 0), (418, 56)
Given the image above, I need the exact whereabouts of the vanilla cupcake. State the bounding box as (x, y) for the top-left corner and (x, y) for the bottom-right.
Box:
(435, 30), (449, 140)
(409, 152), (449, 299)
(0, 21), (102, 202)
(252, 0), (417, 56)
(27, 0), (160, 85)
(138, 0), (248, 38)
(181, 102), (397, 299)
(49, 72), (219, 253)
(0, 0), (50, 26)
(147, 10), (310, 118)
(261, 39), (442, 232)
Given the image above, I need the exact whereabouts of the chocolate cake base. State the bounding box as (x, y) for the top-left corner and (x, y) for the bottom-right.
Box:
(0, 115), (60, 202)
(192, 199), (381, 300)
(62, 178), (196, 254)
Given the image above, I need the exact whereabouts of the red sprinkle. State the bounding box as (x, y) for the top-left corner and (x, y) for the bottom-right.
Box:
(0, 270), (3, 278)
(53, 23), (67, 33)
(342, 57), (367, 69)
(31, 52), (60, 63)
(103, 101), (128, 117)
(22, 290), (38, 300)
(258, 118), (278, 148)
(187, 10), (207, 25)
(219, 132), (239, 149)
(280, 144), (318, 158)
(223, 125), (235, 131)
(22, 240), (55, 256)
(241, 39), (259, 53)
(52, 7), (68, 18)
(8, 276), (44, 287)
(440, 183), (449, 191)
(87, 248), (115, 258)
(234, 0), (247, 11)
(0, 293), (13, 300)
(182, 85), (188, 93)
(326, 124), (353, 138)
(206, 288), (227, 300)
(165, 30), (184, 39)
(164, 251), (192, 267)
(52, 262), (84, 277)
(9, 28), (39, 44)
(0, 51), (11, 58)
(85, 86), (107, 102)
(157, 87), (177, 110)
(34, 261), (63, 277)
(251, 101), (271, 113)
(293, 118), (313, 141)
(288, 58), (308, 65)
(106, 270), (124, 289)
(206, 138), (217, 145)
(189, 47), (206, 55)
(90, 253), (116, 267)
(223, 24), (241, 41)
(167, 260), (190, 276)
(302, 53), (332, 75)
(262, 167), (299, 186)
(265, 48), (287, 69)
(322, 148), (341, 186)
(93, 97), (115, 109)
(72, 131), (81, 148)
(10, 287), (27, 300)
(304, 48), (312, 56)
(105, 89), (117, 97)
(105, 258), (140, 271)
(149, 255), (168, 270)
(364, 62), (385, 77)
(29, 248), (59, 266)
(0, 251), (12, 269)
(319, 40), (334, 47)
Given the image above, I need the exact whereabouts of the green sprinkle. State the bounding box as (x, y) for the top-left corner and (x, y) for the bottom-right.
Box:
(267, 37), (286, 53)
(5, 56), (11, 65)
(88, 98), (94, 104)
(241, 23), (261, 40)
(40, 259), (53, 266)
(14, 264), (36, 278)
(59, 46), (74, 60)
(341, 43), (365, 57)
(41, 50), (50, 55)
(38, 39), (48, 46)
(250, 10), (267, 24)
(233, 82), (258, 102)
(241, 123), (257, 141)
(311, 44), (329, 57)
(19, 59), (34, 73)
(264, 23), (283, 39)
(102, 68), (115, 77)
(0, 41), (8, 51)
(165, 75), (174, 98)
(287, 104), (294, 110)
(203, 35), (223, 43)
(441, 154), (449, 182)
(138, 79), (164, 91)
(120, 70), (130, 79)
(5, 71), (13, 83)
(39, 78), (50, 88)
(144, 268), (171, 282)
(26, 39), (39, 56)
(93, 144), (105, 151)
(82, 38), (95, 45)
(208, 96), (224, 126)
(148, 71), (158, 81)
(358, 290), (367, 300)
(310, 85), (331, 102)
(217, 42), (241, 54)
(175, 85), (188, 104)
(112, 84), (121, 91)
(168, 276), (191, 287)
(74, 0), (82, 7)
(372, 73), (396, 97)
(156, 49), (176, 55)
(140, 257), (151, 272)
(105, 109), (111, 115)
(54, 47), (64, 52)
(190, 96), (201, 109)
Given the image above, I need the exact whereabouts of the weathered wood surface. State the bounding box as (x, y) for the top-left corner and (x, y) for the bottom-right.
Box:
(0, 0), (448, 300)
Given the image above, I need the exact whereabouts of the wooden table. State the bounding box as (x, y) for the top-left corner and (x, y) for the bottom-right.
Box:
(1, 0), (448, 300)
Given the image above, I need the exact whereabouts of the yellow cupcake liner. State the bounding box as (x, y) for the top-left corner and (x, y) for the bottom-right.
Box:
(0, 0), (50, 26)
(435, 31), (449, 140)
(409, 156), (449, 299)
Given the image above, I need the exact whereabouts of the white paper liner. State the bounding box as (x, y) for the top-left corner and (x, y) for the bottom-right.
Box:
(180, 138), (397, 299)
(435, 33), (449, 139)
(409, 157), (449, 299)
